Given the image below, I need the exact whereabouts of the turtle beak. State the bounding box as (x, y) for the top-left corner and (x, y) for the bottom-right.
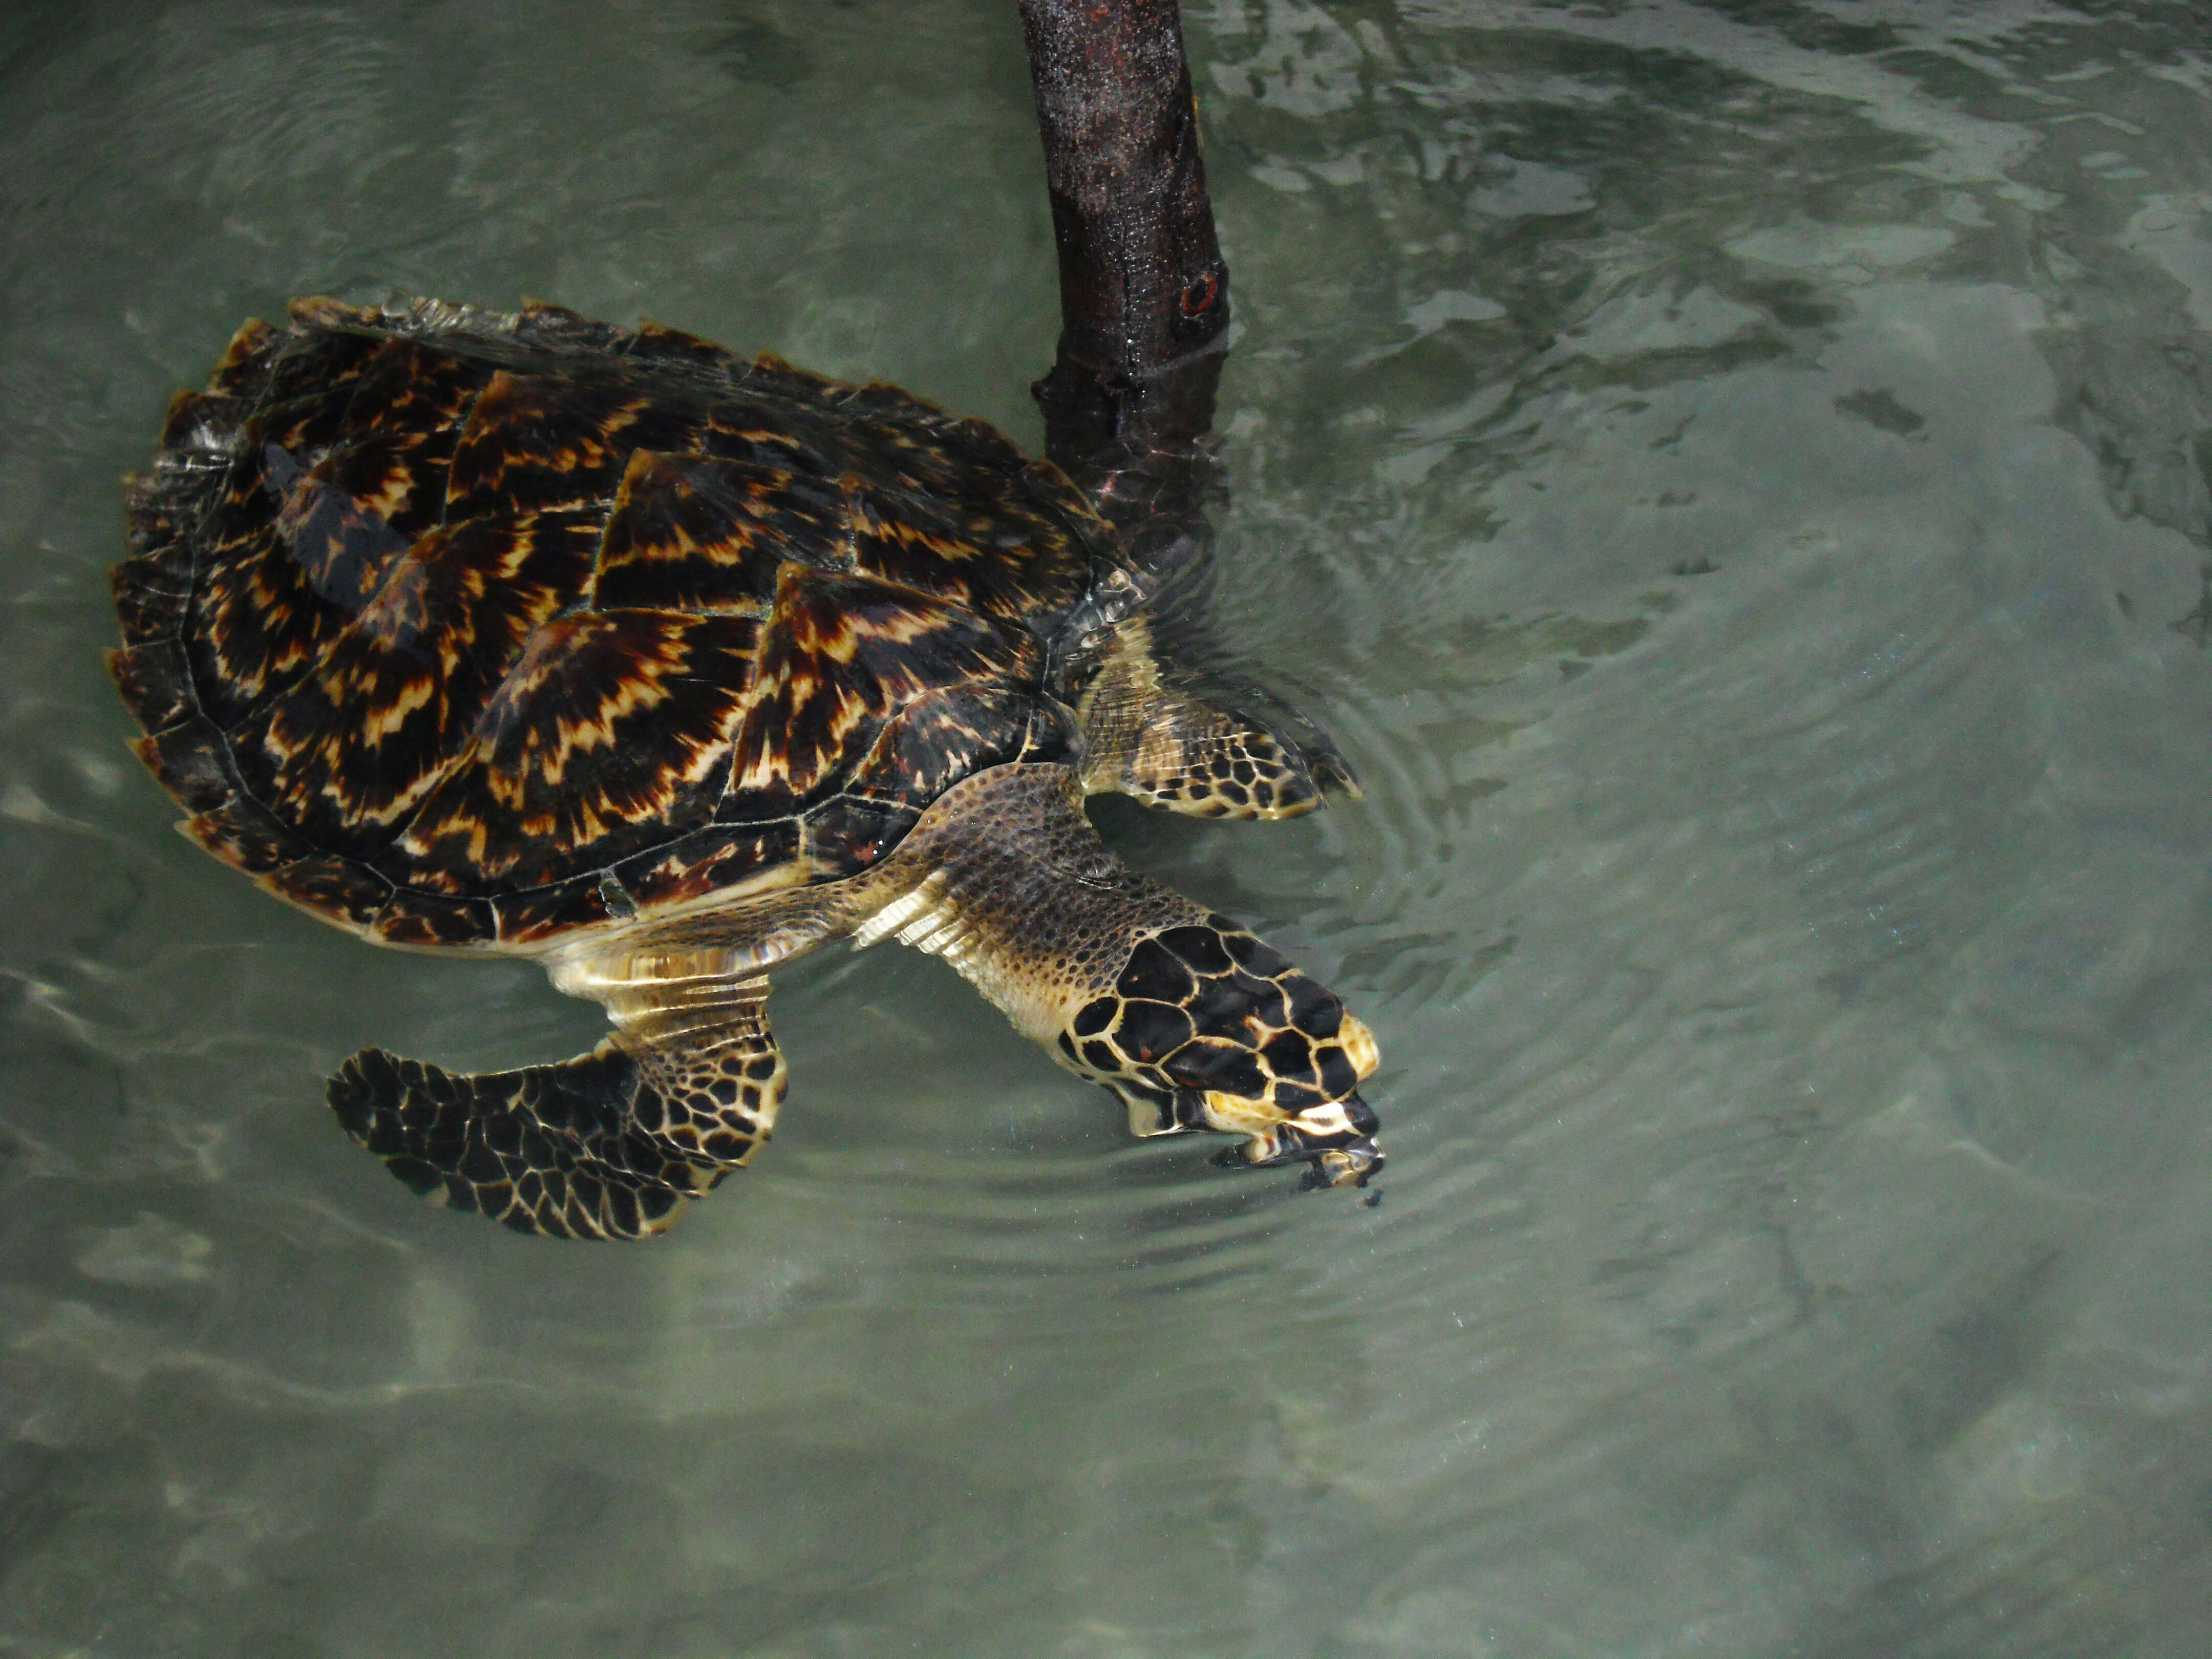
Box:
(1299, 1113), (1384, 1189)
(1203, 1085), (1384, 1188)
(1311, 1016), (1387, 1187)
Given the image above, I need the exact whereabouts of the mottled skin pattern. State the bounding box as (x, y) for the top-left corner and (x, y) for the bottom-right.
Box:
(112, 297), (1380, 1238)
(328, 1008), (782, 1241)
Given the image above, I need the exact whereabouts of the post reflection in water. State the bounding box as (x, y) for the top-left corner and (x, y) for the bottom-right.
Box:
(2, 2), (2210, 1654)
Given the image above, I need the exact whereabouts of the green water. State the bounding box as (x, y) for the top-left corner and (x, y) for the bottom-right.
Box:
(4, 2), (2211, 1653)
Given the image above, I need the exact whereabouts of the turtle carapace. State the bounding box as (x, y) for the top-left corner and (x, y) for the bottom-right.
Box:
(110, 297), (1382, 1238)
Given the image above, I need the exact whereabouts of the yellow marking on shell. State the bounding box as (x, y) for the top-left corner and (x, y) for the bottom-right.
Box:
(475, 624), (736, 797)
(405, 811), (493, 871)
(466, 374), (644, 486)
(358, 673), (435, 744)
(868, 510), (993, 568)
(734, 570), (986, 800)
(301, 742), (460, 831)
(784, 564), (863, 665)
(279, 445), (419, 537)
(525, 801), (608, 844)
(496, 519), (546, 578)
(653, 517), (709, 561)
(604, 449), (766, 575)
(778, 566), (975, 666)
(1339, 1014), (1381, 1081)
(356, 554), (439, 644)
(354, 453), (420, 525)
(732, 691), (872, 797)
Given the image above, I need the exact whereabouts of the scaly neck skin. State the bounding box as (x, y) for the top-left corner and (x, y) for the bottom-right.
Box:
(853, 764), (1204, 1041)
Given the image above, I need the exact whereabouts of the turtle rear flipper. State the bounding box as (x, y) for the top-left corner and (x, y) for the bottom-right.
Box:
(328, 967), (785, 1239)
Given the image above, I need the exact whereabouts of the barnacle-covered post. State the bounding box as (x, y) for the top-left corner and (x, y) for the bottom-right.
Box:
(1016, 0), (1229, 569)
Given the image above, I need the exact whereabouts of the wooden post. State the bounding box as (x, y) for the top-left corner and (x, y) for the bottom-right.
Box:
(1016, 0), (1229, 554)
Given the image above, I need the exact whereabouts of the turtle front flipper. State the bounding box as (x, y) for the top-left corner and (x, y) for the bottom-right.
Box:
(857, 763), (1384, 1187)
(328, 960), (785, 1239)
(1076, 616), (1358, 820)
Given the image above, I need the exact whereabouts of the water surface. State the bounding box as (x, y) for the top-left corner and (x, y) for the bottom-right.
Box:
(4, 2), (2210, 1654)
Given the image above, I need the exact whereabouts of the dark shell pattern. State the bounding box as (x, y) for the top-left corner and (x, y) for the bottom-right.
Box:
(111, 297), (1102, 951)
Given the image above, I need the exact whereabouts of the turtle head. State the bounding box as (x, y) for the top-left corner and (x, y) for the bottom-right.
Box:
(856, 768), (1382, 1189)
(1054, 914), (1384, 1188)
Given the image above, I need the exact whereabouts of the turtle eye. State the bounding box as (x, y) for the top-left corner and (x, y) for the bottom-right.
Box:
(1177, 270), (1220, 318)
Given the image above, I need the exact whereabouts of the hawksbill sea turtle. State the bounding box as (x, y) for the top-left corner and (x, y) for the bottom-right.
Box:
(109, 295), (1382, 1238)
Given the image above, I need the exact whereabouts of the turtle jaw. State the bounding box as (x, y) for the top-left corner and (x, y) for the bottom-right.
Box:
(1308, 1014), (1387, 1187)
(1303, 1137), (1385, 1190)
(1201, 1086), (1385, 1189)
